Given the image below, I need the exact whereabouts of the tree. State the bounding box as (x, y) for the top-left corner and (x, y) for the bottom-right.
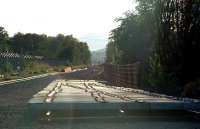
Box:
(0, 27), (9, 52)
(106, 0), (200, 97)
(152, 0), (200, 88)
(106, 1), (155, 64)
(1, 26), (91, 66)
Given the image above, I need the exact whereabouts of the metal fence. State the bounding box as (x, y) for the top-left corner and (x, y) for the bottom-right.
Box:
(0, 52), (43, 60)
(103, 62), (140, 88)
(0, 52), (44, 68)
(0, 52), (67, 67)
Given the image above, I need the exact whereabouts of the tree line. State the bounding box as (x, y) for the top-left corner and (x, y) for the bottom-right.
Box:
(0, 27), (91, 65)
(106, 0), (200, 98)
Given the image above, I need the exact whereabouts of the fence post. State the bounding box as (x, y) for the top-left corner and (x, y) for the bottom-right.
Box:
(103, 62), (140, 88)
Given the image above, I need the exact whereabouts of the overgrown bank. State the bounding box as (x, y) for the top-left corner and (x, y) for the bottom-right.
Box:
(0, 27), (91, 81)
(106, 0), (200, 99)
(0, 27), (91, 65)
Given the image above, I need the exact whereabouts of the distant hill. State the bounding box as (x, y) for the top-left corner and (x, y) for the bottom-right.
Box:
(91, 48), (106, 65)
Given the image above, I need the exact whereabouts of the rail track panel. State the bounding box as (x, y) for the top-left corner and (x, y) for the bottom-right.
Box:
(28, 80), (200, 121)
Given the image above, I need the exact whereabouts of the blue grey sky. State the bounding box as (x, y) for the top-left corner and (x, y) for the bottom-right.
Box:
(0, 0), (136, 51)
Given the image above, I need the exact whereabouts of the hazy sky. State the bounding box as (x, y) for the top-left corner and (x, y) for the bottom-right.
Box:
(0, 0), (136, 51)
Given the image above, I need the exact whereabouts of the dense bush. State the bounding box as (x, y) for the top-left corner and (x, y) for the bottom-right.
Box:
(0, 63), (15, 80)
(20, 62), (50, 76)
(0, 28), (91, 66)
(0, 63), (14, 74)
(106, 0), (200, 97)
(183, 80), (200, 99)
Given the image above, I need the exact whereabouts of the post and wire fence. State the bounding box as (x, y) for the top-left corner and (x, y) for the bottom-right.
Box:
(103, 62), (140, 88)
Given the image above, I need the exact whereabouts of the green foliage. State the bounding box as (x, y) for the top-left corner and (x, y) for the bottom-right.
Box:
(152, 0), (200, 93)
(20, 62), (50, 76)
(106, 41), (121, 64)
(106, 2), (155, 64)
(0, 63), (15, 80)
(106, 0), (200, 97)
(106, 0), (156, 90)
(0, 63), (14, 74)
(0, 28), (91, 66)
(53, 65), (66, 72)
(0, 26), (91, 81)
(147, 52), (179, 93)
(0, 27), (9, 51)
